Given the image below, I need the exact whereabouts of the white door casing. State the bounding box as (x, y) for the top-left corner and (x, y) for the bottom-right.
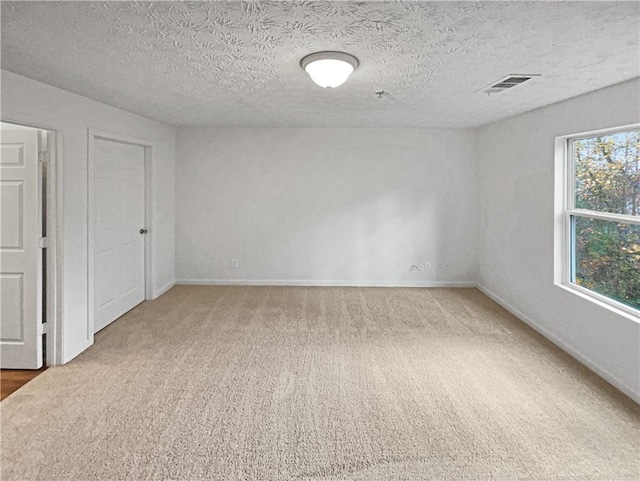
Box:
(0, 129), (43, 368)
(91, 138), (146, 333)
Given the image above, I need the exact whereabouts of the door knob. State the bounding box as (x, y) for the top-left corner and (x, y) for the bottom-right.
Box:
(140, 228), (148, 234)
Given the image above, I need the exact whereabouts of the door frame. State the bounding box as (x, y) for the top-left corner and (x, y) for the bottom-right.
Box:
(0, 119), (61, 367)
(87, 129), (154, 339)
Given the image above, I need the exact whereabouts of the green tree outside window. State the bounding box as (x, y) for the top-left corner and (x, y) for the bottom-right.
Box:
(573, 131), (640, 310)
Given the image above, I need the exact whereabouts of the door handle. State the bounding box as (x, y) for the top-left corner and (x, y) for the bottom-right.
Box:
(140, 228), (148, 234)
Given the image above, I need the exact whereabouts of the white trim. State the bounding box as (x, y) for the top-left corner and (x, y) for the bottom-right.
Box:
(558, 282), (639, 323)
(553, 136), (567, 287)
(476, 284), (640, 404)
(87, 133), (95, 342)
(177, 279), (477, 288)
(87, 129), (155, 338)
(568, 209), (640, 226)
(153, 280), (176, 298)
(53, 128), (64, 365)
(47, 129), (63, 365)
(563, 123), (640, 142)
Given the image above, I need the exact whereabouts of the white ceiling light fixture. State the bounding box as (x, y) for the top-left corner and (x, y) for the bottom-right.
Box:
(301, 51), (359, 89)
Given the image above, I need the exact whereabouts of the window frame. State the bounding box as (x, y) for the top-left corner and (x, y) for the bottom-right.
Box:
(555, 124), (640, 319)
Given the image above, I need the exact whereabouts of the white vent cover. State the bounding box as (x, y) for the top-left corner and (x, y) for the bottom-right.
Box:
(477, 74), (541, 95)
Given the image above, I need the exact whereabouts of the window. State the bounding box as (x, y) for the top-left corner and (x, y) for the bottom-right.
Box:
(559, 126), (640, 315)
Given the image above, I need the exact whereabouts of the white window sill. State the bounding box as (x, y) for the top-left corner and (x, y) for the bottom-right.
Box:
(555, 281), (640, 324)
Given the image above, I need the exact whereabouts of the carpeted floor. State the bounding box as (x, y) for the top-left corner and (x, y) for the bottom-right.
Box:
(1, 286), (638, 480)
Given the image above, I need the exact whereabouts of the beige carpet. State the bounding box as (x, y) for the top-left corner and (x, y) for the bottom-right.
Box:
(1, 286), (638, 480)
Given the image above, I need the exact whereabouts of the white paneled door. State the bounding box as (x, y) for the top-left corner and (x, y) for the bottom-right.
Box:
(0, 129), (42, 369)
(92, 139), (146, 333)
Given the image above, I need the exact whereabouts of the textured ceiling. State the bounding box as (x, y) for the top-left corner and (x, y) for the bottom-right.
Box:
(1, 1), (639, 128)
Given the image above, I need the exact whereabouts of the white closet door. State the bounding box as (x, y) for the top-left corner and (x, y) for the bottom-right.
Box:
(92, 139), (146, 333)
(0, 129), (42, 368)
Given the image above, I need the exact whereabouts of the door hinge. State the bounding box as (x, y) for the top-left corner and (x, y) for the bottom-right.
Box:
(38, 151), (48, 163)
(38, 237), (49, 248)
(38, 322), (47, 335)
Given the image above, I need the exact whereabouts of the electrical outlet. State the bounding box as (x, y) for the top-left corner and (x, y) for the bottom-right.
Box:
(231, 259), (239, 269)
(424, 261), (431, 271)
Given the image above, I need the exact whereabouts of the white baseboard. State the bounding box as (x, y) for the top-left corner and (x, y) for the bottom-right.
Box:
(476, 284), (640, 404)
(176, 279), (477, 288)
(152, 280), (176, 299)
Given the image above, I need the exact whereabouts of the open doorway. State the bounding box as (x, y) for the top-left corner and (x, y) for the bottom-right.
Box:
(1, 121), (58, 395)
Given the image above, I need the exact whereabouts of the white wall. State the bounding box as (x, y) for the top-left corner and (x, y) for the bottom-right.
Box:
(176, 128), (477, 286)
(477, 78), (640, 401)
(1, 70), (176, 363)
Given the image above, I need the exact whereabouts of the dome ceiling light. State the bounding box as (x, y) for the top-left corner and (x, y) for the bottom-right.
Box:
(300, 51), (359, 89)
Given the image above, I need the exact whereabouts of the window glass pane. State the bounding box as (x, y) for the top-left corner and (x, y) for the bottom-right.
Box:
(573, 216), (640, 310)
(574, 130), (640, 216)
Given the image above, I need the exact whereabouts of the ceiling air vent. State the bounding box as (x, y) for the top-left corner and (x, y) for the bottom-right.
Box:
(477, 74), (540, 95)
